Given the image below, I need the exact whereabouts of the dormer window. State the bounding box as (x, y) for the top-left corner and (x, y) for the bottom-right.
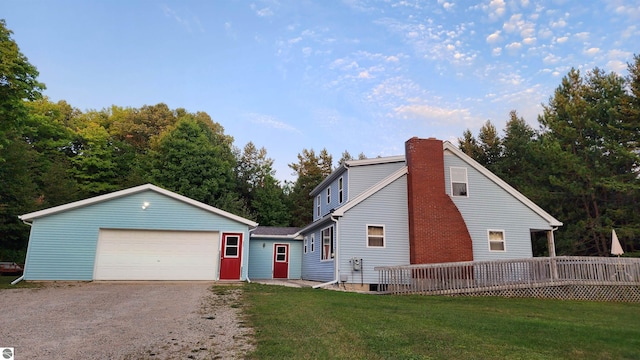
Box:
(451, 167), (468, 197)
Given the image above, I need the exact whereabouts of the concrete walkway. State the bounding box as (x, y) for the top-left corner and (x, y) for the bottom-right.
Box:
(251, 279), (323, 288)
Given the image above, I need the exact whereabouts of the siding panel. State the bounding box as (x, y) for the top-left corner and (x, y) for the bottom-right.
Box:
(338, 175), (410, 284)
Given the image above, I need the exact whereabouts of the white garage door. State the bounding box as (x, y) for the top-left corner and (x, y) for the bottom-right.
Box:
(94, 229), (219, 280)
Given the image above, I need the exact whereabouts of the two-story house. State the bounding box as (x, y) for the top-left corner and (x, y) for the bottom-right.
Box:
(299, 137), (562, 290)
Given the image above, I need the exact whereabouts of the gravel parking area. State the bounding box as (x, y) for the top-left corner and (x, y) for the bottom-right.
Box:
(0, 282), (253, 359)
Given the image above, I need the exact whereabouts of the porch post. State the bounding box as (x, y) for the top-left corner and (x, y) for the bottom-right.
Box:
(547, 229), (557, 257)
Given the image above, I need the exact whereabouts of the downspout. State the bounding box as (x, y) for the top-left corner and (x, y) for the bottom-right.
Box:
(245, 226), (258, 284)
(11, 220), (33, 285)
(313, 216), (340, 289)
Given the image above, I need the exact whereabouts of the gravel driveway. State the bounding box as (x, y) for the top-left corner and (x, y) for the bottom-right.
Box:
(0, 282), (253, 359)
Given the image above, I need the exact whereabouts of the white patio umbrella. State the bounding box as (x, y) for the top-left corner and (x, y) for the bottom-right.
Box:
(611, 229), (624, 256)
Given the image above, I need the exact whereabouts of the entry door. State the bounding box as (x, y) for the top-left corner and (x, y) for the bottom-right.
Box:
(220, 233), (243, 280)
(273, 244), (289, 279)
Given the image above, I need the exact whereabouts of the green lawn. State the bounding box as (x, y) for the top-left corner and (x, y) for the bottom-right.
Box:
(243, 283), (640, 359)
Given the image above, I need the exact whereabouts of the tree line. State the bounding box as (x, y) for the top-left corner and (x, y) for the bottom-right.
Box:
(1, 19), (639, 261)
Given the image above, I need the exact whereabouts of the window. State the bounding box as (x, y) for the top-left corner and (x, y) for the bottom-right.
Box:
(316, 195), (321, 217)
(488, 230), (506, 251)
(304, 237), (308, 254)
(321, 226), (334, 260)
(338, 177), (344, 203)
(275, 245), (287, 262)
(367, 225), (385, 247)
(451, 167), (468, 197)
(326, 187), (331, 204)
(224, 235), (240, 257)
(310, 234), (315, 252)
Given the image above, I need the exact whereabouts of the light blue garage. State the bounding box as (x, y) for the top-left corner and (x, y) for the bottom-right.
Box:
(19, 184), (257, 281)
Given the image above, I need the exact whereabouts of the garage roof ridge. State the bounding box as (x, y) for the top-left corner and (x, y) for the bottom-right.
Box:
(18, 183), (259, 227)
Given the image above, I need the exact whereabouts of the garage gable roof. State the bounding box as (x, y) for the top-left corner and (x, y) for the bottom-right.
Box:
(19, 184), (258, 227)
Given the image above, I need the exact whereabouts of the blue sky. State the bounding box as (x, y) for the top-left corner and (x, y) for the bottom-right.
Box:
(3, 0), (639, 181)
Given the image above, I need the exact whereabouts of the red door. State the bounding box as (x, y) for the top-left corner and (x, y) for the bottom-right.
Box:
(220, 233), (242, 280)
(273, 244), (289, 279)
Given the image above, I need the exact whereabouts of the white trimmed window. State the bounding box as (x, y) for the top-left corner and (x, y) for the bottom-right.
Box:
(321, 226), (334, 260)
(338, 177), (344, 203)
(451, 167), (468, 197)
(326, 187), (331, 204)
(367, 225), (385, 247)
(310, 234), (315, 252)
(488, 230), (506, 251)
(316, 195), (321, 217)
(304, 236), (308, 254)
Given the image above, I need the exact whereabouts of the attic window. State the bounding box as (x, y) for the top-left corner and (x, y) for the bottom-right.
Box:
(338, 177), (344, 203)
(316, 195), (321, 217)
(451, 167), (468, 197)
(326, 187), (331, 204)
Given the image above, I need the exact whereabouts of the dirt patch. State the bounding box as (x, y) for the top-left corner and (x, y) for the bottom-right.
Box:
(0, 282), (254, 359)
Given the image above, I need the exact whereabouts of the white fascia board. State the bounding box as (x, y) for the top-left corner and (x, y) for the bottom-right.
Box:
(442, 141), (563, 227)
(333, 166), (408, 217)
(19, 183), (259, 227)
(309, 163), (348, 197)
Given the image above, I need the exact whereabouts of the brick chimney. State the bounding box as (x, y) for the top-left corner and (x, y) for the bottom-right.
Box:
(405, 137), (473, 264)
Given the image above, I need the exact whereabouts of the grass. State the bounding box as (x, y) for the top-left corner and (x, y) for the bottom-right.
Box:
(243, 283), (640, 359)
(0, 275), (41, 289)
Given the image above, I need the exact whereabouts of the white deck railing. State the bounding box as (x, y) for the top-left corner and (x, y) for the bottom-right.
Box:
(375, 256), (640, 296)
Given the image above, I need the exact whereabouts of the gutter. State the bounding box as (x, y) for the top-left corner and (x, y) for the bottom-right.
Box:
(11, 220), (33, 285)
(245, 225), (259, 284)
(312, 215), (340, 289)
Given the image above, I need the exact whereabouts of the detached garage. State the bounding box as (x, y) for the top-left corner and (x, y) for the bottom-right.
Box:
(19, 184), (257, 281)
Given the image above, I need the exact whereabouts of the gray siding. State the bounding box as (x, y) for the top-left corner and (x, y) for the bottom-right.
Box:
(338, 175), (410, 284)
(24, 190), (250, 280)
(348, 161), (405, 199)
(314, 171), (349, 221)
(301, 224), (335, 282)
(248, 238), (302, 279)
(444, 153), (552, 261)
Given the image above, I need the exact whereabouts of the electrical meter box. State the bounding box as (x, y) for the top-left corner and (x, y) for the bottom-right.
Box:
(352, 258), (361, 271)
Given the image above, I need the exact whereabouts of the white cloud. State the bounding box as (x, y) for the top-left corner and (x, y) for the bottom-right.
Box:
(358, 71), (372, 79)
(584, 47), (600, 56)
(492, 47), (503, 56)
(505, 42), (522, 53)
(486, 30), (502, 43)
(556, 36), (569, 44)
(302, 47), (312, 56)
(256, 7), (273, 17)
(606, 60), (627, 73)
(394, 104), (471, 122)
(488, 0), (507, 20)
(247, 113), (300, 133)
(574, 32), (590, 40)
(523, 37), (536, 45)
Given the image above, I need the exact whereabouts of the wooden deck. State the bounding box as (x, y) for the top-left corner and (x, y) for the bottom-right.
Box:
(375, 256), (640, 301)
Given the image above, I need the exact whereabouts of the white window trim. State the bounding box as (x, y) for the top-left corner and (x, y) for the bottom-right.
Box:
(310, 234), (315, 252)
(488, 229), (506, 252)
(450, 166), (469, 197)
(366, 224), (386, 248)
(303, 236), (308, 254)
(316, 195), (321, 217)
(321, 226), (334, 261)
(223, 233), (241, 258)
(326, 187), (331, 204)
(338, 176), (344, 204)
